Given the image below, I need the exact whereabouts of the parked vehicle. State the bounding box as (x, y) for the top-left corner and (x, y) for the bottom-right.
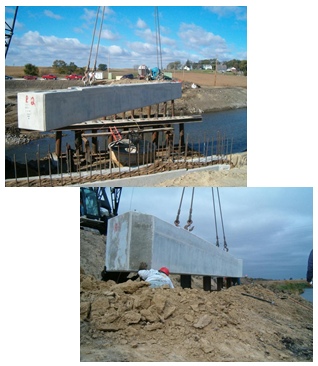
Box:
(65, 74), (83, 80)
(120, 74), (134, 80)
(5, 75), (13, 80)
(24, 75), (37, 80)
(42, 74), (57, 80)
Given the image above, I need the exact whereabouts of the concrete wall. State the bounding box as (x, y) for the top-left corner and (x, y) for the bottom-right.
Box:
(106, 211), (243, 277)
(17, 82), (182, 132)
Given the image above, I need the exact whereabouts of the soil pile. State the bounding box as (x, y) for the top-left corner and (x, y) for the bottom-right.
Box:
(80, 230), (313, 362)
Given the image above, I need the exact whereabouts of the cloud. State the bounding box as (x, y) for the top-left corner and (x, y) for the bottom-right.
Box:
(136, 18), (148, 29)
(135, 28), (176, 47)
(44, 10), (62, 20)
(101, 29), (121, 41)
(178, 23), (228, 51)
(205, 6), (247, 21)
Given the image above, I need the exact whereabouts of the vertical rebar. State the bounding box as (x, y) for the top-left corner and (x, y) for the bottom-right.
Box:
(60, 155), (63, 186)
(99, 146), (102, 175)
(25, 153), (29, 186)
(13, 154), (18, 186)
(69, 149), (72, 183)
(118, 144), (121, 175)
(137, 143), (140, 175)
(37, 151), (41, 187)
(205, 138), (209, 166)
(230, 138), (233, 166)
(128, 140), (131, 177)
(48, 151), (52, 187)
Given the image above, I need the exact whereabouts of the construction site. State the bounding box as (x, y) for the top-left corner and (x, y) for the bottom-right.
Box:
(5, 7), (247, 187)
(80, 187), (313, 362)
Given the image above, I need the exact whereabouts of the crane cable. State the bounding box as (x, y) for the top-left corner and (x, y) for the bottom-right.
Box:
(154, 6), (163, 79)
(211, 188), (220, 247)
(184, 188), (195, 231)
(83, 6), (105, 86)
(216, 187), (228, 251)
(174, 187), (185, 227)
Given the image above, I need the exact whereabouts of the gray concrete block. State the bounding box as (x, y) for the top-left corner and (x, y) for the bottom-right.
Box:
(106, 211), (243, 277)
(18, 82), (182, 132)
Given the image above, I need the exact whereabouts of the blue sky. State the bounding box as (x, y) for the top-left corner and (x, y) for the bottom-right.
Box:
(116, 187), (313, 281)
(5, 5), (247, 68)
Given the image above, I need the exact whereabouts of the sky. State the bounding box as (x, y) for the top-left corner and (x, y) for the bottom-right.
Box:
(114, 187), (313, 281)
(5, 5), (247, 69)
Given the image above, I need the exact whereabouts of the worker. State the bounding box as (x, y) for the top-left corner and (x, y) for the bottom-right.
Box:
(138, 266), (174, 289)
(306, 249), (313, 285)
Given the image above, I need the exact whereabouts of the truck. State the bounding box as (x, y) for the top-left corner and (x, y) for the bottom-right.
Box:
(65, 74), (83, 80)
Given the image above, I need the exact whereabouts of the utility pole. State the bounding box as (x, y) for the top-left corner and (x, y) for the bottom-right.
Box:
(214, 55), (218, 86)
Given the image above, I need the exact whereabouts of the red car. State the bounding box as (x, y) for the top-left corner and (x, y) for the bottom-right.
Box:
(65, 74), (83, 80)
(42, 74), (57, 80)
(24, 75), (37, 80)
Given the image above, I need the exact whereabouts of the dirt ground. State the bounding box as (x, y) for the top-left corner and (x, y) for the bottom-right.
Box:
(155, 152), (247, 187)
(80, 229), (313, 362)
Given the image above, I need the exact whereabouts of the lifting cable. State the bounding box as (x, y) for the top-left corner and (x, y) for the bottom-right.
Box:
(211, 188), (220, 247)
(184, 188), (195, 231)
(154, 6), (163, 79)
(83, 6), (105, 86)
(174, 187), (185, 227)
(216, 187), (228, 251)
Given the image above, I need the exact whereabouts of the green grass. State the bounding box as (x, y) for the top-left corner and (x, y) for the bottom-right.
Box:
(269, 281), (310, 295)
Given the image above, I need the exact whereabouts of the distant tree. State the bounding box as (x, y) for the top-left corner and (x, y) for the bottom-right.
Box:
(98, 63), (107, 71)
(166, 61), (182, 70)
(52, 60), (68, 73)
(185, 59), (192, 68)
(67, 62), (78, 73)
(24, 63), (39, 76)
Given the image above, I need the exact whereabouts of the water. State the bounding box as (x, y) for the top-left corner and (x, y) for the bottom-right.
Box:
(301, 288), (313, 303)
(175, 108), (247, 155)
(5, 108), (247, 164)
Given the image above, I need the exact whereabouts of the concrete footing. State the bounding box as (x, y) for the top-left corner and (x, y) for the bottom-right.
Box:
(106, 211), (243, 278)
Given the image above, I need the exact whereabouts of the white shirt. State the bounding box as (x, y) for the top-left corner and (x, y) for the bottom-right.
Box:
(138, 269), (174, 288)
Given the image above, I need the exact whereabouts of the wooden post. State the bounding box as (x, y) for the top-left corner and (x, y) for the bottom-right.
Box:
(163, 101), (167, 117)
(91, 130), (97, 154)
(217, 277), (223, 291)
(181, 275), (191, 289)
(152, 130), (159, 147)
(203, 276), (211, 291)
(179, 123), (185, 148)
(171, 100), (175, 117)
(75, 130), (82, 156)
(55, 131), (62, 156)
(147, 105), (151, 118)
(131, 110), (134, 119)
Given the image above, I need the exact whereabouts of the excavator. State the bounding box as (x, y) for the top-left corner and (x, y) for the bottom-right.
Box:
(80, 187), (122, 235)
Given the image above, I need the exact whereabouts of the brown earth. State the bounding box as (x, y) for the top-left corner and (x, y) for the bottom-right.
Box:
(80, 229), (313, 362)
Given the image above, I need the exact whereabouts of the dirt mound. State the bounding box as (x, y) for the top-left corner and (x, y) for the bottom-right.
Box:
(80, 268), (313, 362)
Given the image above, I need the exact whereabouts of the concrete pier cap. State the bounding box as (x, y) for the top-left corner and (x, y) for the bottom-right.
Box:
(18, 81), (182, 132)
(106, 211), (243, 278)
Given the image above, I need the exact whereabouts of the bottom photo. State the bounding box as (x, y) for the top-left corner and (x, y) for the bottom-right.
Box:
(80, 187), (313, 362)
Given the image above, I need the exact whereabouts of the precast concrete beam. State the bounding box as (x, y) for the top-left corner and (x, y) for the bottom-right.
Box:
(17, 82), (182, 132)
(106, 211), (243, 277)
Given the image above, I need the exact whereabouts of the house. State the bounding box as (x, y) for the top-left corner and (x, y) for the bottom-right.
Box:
(226, 67), (237, 72)
(202, 64), (213, 70)
(183, 66), (190, 71)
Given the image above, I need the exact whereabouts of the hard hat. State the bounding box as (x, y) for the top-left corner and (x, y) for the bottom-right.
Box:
(159, 267), (170, 276)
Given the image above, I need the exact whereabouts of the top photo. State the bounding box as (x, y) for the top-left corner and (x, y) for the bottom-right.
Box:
(5, 6), (247, 187)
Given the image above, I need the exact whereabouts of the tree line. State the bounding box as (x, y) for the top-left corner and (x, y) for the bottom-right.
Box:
(166, 58), (247, 73)
(23, 60), (108, 76)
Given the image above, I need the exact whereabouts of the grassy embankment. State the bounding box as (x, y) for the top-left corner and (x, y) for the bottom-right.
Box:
(267, 281), (311, 295)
